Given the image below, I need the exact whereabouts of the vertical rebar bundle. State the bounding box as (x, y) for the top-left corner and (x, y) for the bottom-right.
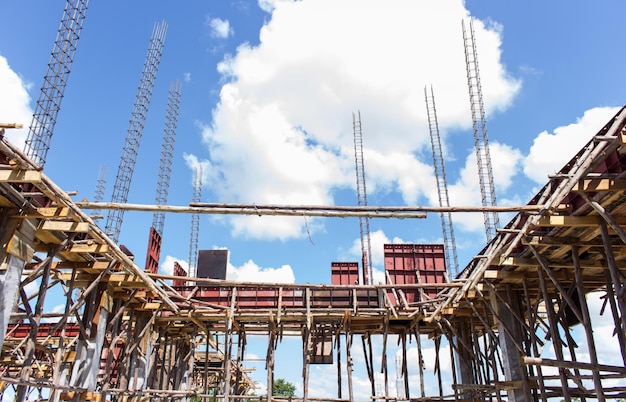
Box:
(462, 18), (499, 241)
(189, 167), (202, 278)
(23, 0), (89, 167)
(425, 85), (459, 276)
(105, 21), (167, 243)
(152, 80), (182, 236)
(91, 165), (108, 218)
(353, 111), (373, 285)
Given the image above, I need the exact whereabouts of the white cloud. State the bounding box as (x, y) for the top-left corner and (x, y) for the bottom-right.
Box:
(448, 141), (523, 233)
(206, 17), (233, 39)
(523, 106), (620, 184)
(161, 255), (188, 276)
(227, 259), (295, 283)
(197, 0), (521, 241)
(183, 72), (191, 82)
(347, 229), (411, 284)
(0, 54), (32, 148)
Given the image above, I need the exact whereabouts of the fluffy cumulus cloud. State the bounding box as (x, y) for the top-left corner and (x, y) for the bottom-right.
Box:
(0, 54), (32, 148)
(206, 17), (233, 39)
(162, 253), (295, 283)
(523, 106), (620, 184)
(447, 141), (523, 232)
(348, 229), (412, 284)
(161, 255), (188, 276)
(227, 259), (295, 283)
(199, 0), (521, 241)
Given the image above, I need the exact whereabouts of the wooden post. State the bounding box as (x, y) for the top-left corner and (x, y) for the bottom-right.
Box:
(599, 218), (626, 345)
(266, 319), (276, 402)
(537, 263), (572, 400)
(381, 314), (389, 398)
(401, 333), (409, 399)
(225, 287), (238, 401)
(336, 331), (342, 399)
(303, 288), (312, 402)
(15, 239), (66, 402)
(345, 331), (354, 402)
(522, 277), (548, 402)
(361, 333), (375, 397)
(49, 267), (80, 402)
(413, 325), (425, 398)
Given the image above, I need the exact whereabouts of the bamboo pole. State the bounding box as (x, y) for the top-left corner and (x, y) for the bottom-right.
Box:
(361, 333), (375, 397)
(522, 277), (548, 402)
(336, 330), (342, 399)
(572, 246), (605, 401)
(599, 218), (626, 342)
(537, 266), (572, 400)
(74, 200), (548, 217)
(152, 271), (462, 290)
(346, 331), (353, 402)
(413, 326), (425, 398)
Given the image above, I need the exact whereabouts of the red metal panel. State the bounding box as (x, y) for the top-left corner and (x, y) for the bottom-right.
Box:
(384, 244), (448, 304)
(5, 323), (81, 339)
(173, 261), (187, 287)
(331, 262), (359, 285)
(144, 226), (162, 275)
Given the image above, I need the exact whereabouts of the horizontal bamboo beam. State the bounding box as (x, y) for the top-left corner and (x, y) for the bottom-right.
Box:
(74, 201), (548, 219)
(150, 272), (463, 290)
(523, 356), (626, 374)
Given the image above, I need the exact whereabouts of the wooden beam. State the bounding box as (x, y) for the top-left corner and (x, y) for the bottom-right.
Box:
(572, 178), (626, 192)
(501, 256), (626, 269)
(52, 261), (112, 270)
(39, 221), (90, 232)
(0, 169), (41, 183)
(536, 215), (626, 227)
(35, 207), (71, 218)
(66, 243), (109, 254)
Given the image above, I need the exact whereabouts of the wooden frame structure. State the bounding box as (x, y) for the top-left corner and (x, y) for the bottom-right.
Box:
(0, 105), (626, 401)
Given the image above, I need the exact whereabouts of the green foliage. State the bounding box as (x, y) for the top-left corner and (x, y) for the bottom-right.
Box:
(273, 378), (296, 396)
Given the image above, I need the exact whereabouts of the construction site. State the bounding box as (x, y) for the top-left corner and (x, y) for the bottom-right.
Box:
(2, 1), (626, 401)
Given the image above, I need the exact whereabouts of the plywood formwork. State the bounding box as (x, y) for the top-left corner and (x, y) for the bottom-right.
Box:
(0, 104), (625, 401)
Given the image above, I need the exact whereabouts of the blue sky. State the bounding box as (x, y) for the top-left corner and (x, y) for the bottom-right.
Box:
(1, 0), (625, 398)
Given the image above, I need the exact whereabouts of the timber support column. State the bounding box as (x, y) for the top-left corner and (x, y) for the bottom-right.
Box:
(491, 287), (527, 401)
(0, 217), (36, 350)
(67, 282), (110, 401)
(451, 319), (474, 396)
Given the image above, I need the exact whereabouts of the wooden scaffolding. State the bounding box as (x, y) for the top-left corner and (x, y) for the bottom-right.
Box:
(0, 105), (626, 401)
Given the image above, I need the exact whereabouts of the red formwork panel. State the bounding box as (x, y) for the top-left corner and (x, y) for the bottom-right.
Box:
(193, 286), (305, 308)
(384, 244), (447, 304)
(173, 286), (381, 309)
(145, 227), (162, 275)
(5, 323), (81, 339)
(173, 261), (187, 287)
(311, 288), (380, 308)
(331, 262), (359, 285)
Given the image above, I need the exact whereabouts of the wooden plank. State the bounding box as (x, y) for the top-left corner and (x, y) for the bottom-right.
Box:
(501, 256), (622, 269)
(0, 169), (41, 183)
(7, 231), (35, 262)
(536, 215), (626, 227)
(66, 243), (109, 254)
(134, 302), (161, 311)
(40, 221), (90, 232)
(0, 194), (15, 207)
(35, 230), (66, 245)
(36, 207), (71, 218)
(52, 261), (111, 270)
(56, 272), (139, 283)
(572, 178), (626, 192)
